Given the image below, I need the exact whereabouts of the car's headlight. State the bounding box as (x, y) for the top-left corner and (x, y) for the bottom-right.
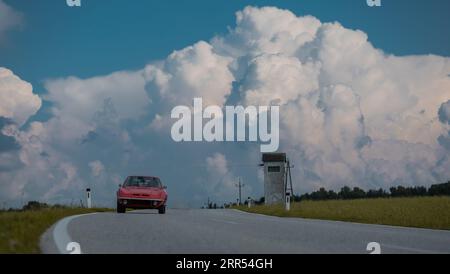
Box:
(119, 189), (129, 196)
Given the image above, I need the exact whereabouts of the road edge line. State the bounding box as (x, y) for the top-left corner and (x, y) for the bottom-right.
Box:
(52, 213), (98, 254)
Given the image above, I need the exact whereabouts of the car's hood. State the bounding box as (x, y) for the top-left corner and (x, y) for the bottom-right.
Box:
(119, 187), (165, 198)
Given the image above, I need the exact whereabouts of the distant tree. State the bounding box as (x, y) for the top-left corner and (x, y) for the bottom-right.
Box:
(254, 197), (265, 205)
(367, 189), (378, 198)
(311, 188), (328, 200)
(367, 188), (388, 199)
(22, 201), (49, 211)
(304, 187), (340, 201)
(412, 186), (428, 196)
(351, 187), (366, 199)
(338, 186), (352, 200)
(390, 186), (408, 197)
(327, 190), (338, 200)
(297, 193), (309, 201)
(429, 182), (450, 196)
(389, 187), (397, 197)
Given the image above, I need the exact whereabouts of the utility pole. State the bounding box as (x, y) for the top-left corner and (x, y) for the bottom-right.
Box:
(284, 159), (295, 211)
(235, 178), (245, 205)
(284, 159), (295, 198)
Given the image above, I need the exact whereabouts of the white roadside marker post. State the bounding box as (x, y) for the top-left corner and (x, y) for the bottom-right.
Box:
(86, 188), (92, 209)
(285, 192), (291, 211)
(248, 197), (252, 208)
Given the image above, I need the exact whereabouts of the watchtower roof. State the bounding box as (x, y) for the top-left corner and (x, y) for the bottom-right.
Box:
(262, 153), (286, 163)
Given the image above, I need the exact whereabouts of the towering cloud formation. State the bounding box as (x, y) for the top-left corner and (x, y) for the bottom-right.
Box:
(0, 68), (43, 202)
(0, 68), (41, 126)
(1, 6), (449, 207)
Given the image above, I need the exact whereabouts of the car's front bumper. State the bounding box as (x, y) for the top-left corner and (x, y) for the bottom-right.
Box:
(117, 197), (166, 209)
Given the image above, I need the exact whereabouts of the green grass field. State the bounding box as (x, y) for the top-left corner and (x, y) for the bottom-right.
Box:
(0, 207), (111, 254)
(236, 197), (450, 230)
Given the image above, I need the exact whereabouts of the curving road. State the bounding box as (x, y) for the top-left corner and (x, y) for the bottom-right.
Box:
(40, 209), (450, 254)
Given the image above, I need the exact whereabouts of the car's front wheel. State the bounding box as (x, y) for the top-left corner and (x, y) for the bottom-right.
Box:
(117, 202), (126, 213)
(158, 205), (166, 214)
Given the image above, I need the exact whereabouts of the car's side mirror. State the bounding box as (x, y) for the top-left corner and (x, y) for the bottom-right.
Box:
(118, 184), (122, 188)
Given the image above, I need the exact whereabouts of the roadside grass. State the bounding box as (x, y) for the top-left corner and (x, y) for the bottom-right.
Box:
(0, 207), (111, 254)
(235, 196), (450, 230)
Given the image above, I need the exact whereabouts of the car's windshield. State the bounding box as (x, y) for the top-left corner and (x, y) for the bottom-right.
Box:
(124, 176), (162, 188)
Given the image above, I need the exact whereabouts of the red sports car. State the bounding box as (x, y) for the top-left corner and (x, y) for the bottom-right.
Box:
(117, 176), (168, 214)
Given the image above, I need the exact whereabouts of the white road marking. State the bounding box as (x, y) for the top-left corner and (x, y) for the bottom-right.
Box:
(52, 213), (98, 254)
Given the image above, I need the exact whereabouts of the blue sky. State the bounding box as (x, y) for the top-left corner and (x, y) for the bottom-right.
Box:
(2, 0), (450, 95)
(1, 0), (450, 207)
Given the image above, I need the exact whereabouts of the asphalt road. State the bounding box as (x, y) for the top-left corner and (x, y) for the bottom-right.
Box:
(40, 209), (450, 254)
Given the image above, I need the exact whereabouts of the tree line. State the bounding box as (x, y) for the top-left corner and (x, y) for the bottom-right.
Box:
(293, 181), (450, 201)
(0, 201), (69, 212)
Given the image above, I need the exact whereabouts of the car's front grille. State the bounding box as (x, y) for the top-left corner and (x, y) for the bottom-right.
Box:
(121, 199), (162, 207)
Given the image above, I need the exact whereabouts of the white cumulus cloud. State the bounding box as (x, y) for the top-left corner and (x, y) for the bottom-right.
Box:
(1, 6), (450, 207)
(0, 68), (41, 126)
(89, 160), (105, 177)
